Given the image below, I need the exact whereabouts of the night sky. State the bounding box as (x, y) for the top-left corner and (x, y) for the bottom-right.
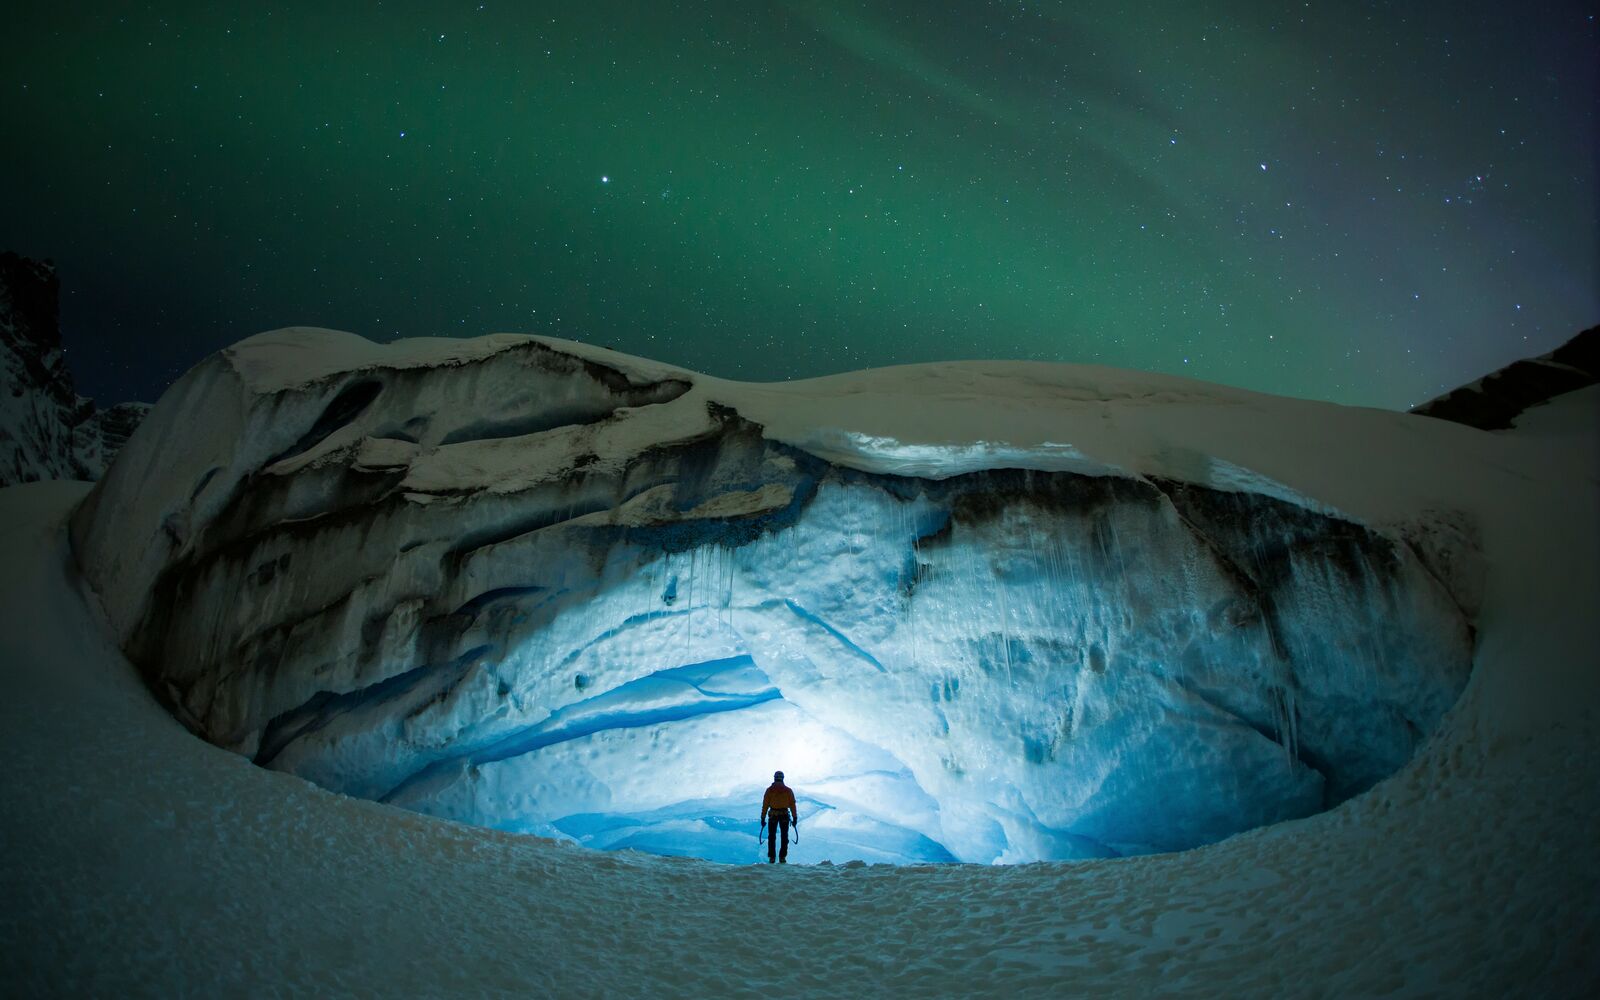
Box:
(4, 2), (1595, 410)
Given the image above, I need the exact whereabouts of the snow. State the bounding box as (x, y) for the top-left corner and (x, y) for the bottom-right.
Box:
(2, 433), (1595, 993)
(1507, 382), (1600, 439)
(224, 327), (531, 391)
(10, 328), (1595, 991)
(230, 328), (1538, 534)
(225, 326), (690, 393)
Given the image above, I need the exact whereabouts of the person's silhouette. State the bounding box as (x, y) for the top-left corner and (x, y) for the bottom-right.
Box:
(760, 771), (798, 863)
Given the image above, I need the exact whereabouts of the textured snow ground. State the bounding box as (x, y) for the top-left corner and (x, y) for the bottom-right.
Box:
(4, 380), (1598, 995)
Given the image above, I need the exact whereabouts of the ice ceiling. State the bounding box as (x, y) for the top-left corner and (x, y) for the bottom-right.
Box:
(71, 330), (1477, 864)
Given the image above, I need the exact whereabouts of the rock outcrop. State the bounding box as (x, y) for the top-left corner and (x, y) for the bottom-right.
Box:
(0, 252), (149, 485)
(71, 328), (1477, 863)
(1412, 325), (1599, 430)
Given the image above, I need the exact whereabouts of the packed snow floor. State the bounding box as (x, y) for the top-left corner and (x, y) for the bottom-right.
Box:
(2, 387), (1598, 995)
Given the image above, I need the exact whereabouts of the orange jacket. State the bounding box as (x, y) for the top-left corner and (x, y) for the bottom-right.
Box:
(762, 782), (797, 818)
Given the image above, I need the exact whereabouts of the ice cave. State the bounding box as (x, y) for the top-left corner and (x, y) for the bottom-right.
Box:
(70, 328), (1476, 866)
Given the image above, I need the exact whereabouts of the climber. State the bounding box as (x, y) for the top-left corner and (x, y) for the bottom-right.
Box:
(760, 770), (799, 863)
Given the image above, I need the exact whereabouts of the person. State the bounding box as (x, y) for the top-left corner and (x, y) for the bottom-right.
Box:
(760, 770), (798, 863)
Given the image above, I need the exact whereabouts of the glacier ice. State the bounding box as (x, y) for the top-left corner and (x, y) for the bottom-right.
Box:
(70, 328), (1477, 864)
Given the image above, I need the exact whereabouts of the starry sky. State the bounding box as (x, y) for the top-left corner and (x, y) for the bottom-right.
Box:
(3, 2), (1595, 410)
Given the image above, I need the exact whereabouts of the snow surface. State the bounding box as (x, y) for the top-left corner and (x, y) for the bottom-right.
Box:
(6, 334), (1598, 992)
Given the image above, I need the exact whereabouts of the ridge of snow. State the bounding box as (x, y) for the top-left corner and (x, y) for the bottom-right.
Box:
(225, 328), (696, 393)
(223, 327), (534, 392)
(201, 328), (1493, 527)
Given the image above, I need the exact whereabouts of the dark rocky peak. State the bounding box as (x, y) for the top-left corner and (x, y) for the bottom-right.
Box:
(0, 251), (149, 485)
(1, 252), (77, 411)
(1411, 324), (1600, 430)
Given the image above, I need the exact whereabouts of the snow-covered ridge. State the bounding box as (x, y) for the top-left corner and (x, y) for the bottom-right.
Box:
(229, 327), (1475, 515)
(73, 327), (1493, 863)
(225, 327), (696, 393)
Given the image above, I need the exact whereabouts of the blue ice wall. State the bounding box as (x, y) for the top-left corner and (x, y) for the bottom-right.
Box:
(145, 426), (1471, 864)
(81, 342), (1475, 864)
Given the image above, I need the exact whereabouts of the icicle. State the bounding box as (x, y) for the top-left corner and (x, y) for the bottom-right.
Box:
(998, 566), (1014, 690)
(1108, 514), (1128, 581)
(715, 542), (725, 635)
(1286, 686), (1299, 762)
(725, 543), (735, 636)
(908, 501), (921, 673)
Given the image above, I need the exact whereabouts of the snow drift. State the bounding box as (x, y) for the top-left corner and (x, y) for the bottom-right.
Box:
(72, 329), (1479, 863)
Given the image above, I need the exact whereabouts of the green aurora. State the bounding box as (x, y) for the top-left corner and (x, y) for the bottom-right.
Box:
(4, 1), (1595, 408)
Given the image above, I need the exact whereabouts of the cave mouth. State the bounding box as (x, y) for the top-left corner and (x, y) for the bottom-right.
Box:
(375, 601), (1433, 868)
(67, 330), (1479, 870)
(205, 466), (1473, 867)
(366, 477), (1474, 866)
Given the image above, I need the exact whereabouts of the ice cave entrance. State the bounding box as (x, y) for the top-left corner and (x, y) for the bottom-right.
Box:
(143, 435), (1471, 867)
(61, 331), (1479, 869)
(376, 503), (1470, 868)
(354, 472), (1474, 867)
